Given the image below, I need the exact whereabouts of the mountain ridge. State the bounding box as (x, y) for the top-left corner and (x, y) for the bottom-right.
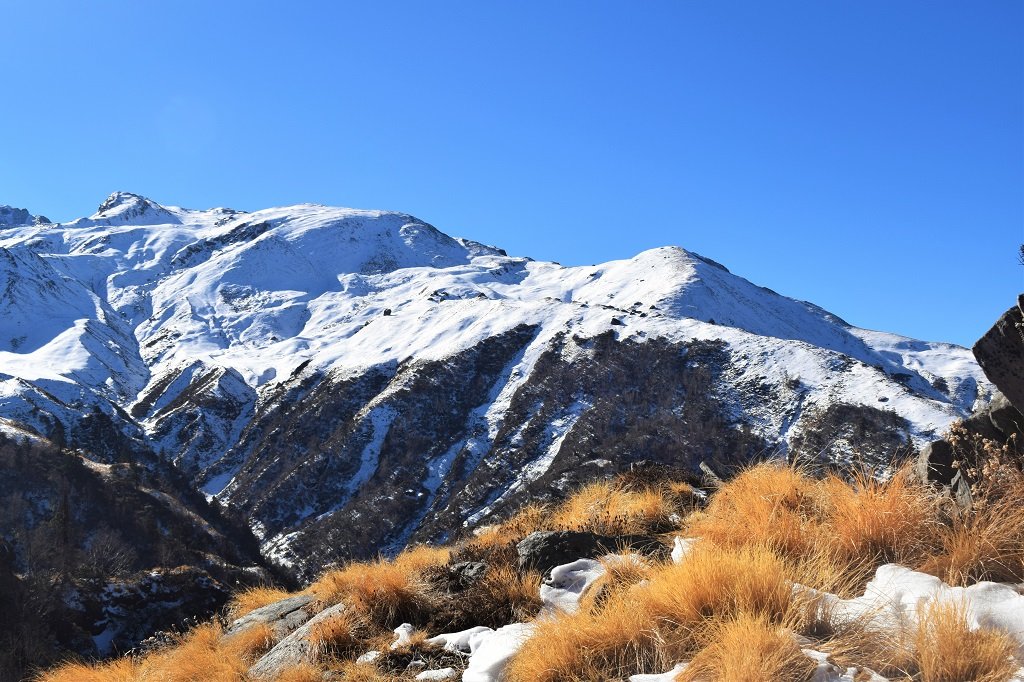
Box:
(0, 192), (991, 575)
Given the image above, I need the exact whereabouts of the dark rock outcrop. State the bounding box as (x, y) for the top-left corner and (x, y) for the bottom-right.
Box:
(516, 530), (666, 576)
(917, 296), (1024, 489)
(973, 295), (1024, 412)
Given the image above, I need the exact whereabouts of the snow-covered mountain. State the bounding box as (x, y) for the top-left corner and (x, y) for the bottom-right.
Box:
(0, 192), (990, 576)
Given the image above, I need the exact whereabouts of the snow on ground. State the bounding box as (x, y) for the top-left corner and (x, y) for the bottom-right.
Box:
(811, 564), (1024, 656)
(435, 551), (1024, 682)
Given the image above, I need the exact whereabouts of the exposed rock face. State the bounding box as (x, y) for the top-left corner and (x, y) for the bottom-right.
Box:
(974, 296), (1024, 412)
(248, 602), (348, 678)
(226, 593), (314, 639)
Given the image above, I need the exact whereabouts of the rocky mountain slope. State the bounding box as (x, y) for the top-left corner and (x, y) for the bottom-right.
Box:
(0, 193), (991, 578)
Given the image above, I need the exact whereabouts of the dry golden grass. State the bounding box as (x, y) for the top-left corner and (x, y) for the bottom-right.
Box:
(34, 659), (141, 682)
(577, 555), (653, 613)
(272, 663), (327, 681)
(686, 463), (818, 555)
(920, 483), (1024, 586)
(227, 585), (296, 620)
(329, 661), (392, 681)
(309, 545), (449, 626)
(508, 543), (801, 681)
(678, 612), (815, 682)
(687, 462), (940, 571)
(221, 621), (276, 663)
(549, 479), (680, 535)
(138, 623), (249, 681)
(470, 564), (544, 625)
(465, 477), (689, 560)
(823, 468), (938, 564)
(307, 608), (362, 657)
(505, 591), (662, 682)
(913, 600), (1019, 682)
(642, 543), (796, 639)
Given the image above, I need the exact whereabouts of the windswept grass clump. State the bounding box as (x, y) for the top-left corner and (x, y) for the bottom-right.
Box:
(678, 612), (815, 682)
(919, 475), (1024, 586)
(549, 479), (688, 535)
(227, 585), (296, 620)
(307, 609), (362, 658)
(309, 545), (450, 626)
(504, 592), (661, 682)
(34, 659), (141, 682)
(913, 600), (1019, 682)
(687, 463), (939, 568)
(507, 543), (804, 681)
(221, 621), (276, 663)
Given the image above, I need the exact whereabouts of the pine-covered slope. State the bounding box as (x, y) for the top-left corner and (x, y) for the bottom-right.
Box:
(0, 192), (991, 576)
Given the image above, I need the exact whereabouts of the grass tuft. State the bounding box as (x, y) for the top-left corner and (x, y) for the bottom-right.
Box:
(227, 585), (296, 620)
(678, 612), (815, 682)
(914, 600), (1019, 682)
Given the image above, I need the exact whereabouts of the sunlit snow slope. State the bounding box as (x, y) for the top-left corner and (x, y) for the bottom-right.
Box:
(0, 193), (990, 574)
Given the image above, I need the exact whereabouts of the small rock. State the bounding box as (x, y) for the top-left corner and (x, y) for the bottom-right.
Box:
(447, 561), (488, 591)
(391, 622), (416, 650)
(356, 650), (382, 664)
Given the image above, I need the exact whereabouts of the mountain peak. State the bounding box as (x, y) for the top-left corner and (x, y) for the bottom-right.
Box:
(0, 205), (50, 227)
(91, 191), (180, 225)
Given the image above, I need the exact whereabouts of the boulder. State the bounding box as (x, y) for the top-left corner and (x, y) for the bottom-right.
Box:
(225, 593), (313, 639)
(915, 440), (957, 486)
(516, 530), (666, 575)
(973, 296), (1024, 412)
(248, 602), (346, 678)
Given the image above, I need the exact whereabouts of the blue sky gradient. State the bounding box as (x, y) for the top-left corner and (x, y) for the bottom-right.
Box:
(2, 1), (1021, 346)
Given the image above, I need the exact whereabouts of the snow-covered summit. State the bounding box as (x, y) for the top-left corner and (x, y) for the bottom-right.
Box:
(0, 193), (993, 570)
(86, 191), (183, 226)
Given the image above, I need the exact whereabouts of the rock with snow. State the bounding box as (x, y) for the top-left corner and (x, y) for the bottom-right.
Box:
(671, 536), (698, 564)
(426, 625), (494, 653)
(0, 205), (48, 226)
(391, 622), (416, 649)
(356, 650), (382, 664)
(812, 564), (1024, 656)
(539, 558), (606, 614)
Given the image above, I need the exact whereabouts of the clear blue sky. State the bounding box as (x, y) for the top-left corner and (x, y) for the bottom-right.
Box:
(2, 1), (1021, 347)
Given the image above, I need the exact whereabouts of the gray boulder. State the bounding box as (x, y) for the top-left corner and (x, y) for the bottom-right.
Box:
(226, 593), (314, 639)
(248, 601), (346, 679)
(915, 439), (956, 486)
